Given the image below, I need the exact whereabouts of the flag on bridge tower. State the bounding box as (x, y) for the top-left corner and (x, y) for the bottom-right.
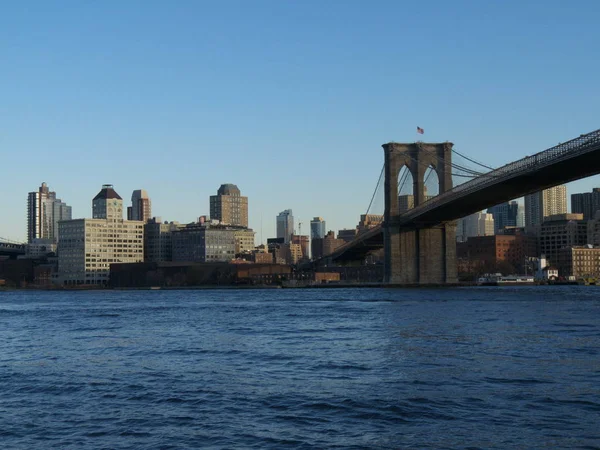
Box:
(417, 126), (424, 134)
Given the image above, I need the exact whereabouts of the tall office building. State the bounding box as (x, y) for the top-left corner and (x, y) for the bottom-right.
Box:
(144, 218), (183, 262)
(524, 185), (567, 227)
(209, 184), (248, 227)
(310, 217), (326, 240)
(92, 184), (123, 220)
(398, 191), (434, 214)
(127, 189), (152, 222)
(571, 188), (600, 220)
(277, 209), (294, 243)
(58, 185), (144, 285)
(487, 201), (524, 234)
(539, 213), (587, 266)
(459, 212), (495, 240)
(310, 217), (326, 260)
(27, 182), (72, 244)
(172, 224), (236, 262)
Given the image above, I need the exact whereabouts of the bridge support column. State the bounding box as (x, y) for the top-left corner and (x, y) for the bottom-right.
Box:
(384, 222), (457, 284)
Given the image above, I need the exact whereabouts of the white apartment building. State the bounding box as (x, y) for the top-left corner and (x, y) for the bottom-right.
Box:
(57, 185), (144, 285)
(458, 211), (495, 241)
(524, 185), (567, 227)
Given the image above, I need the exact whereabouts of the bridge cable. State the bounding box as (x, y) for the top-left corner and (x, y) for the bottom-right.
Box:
(451, 148), (495, 171)
(401, 145), (483, 177)
(365, 164), (385, 215)
(413, 144), (487, 175)
(398, 166), (410, 192)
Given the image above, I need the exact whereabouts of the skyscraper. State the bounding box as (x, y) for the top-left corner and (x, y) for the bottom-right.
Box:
(458, 211), (495, 240)
(127, 189), (152, 222)
(487, 201), (523, 233)
(209, 184), (248, 227)
(277, 209), (294, 243)
(92, 184), (124, 220)
(524, 185), (567, 227)
(571, 188), (600, 220)
(310, 217), (326, 240)
(27, 182), (72, 244)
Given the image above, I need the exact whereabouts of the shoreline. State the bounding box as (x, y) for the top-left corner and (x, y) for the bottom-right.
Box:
(1, 281), (593, 292)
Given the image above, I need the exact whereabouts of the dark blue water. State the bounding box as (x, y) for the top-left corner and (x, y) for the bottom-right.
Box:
(1, 287), (599, 449)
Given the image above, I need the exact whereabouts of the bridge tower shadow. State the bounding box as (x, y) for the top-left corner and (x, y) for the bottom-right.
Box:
(382, 142), (457, 284)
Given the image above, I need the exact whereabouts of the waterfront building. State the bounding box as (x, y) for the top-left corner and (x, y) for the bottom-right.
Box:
(524, 185), (567, 227)
(144, 218), (184, 262)
(539, 213), (587, 266)
(571, 188), (600, 220)
(58, 185), (144, 285)
(487, 201), (524, 234)
(27, 182), (72, 244)
(210, 184), (248, 228)
(456, 233), (538, 275)
(276, 209), (294, 243)
(127, 189), (152, 222)
(171, 224), (238, 263)
(557, 245), (600, 279)
(588, 211), (600, 247)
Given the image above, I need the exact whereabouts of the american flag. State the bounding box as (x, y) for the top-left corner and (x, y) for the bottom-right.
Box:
(417, 126), (424, 134)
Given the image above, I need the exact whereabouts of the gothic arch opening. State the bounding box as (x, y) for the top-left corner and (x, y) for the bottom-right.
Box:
(397, 165), (415, 214)
(424, 164), (440, 200)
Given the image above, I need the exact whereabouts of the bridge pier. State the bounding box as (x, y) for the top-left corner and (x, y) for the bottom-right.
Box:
(382, 142), (457, 285)
(384, 222), (457, 284)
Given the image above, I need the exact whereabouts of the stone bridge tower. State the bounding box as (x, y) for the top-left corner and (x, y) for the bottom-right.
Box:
(382, 142), (457, 284)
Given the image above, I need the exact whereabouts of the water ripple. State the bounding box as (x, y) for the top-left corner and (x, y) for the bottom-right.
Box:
(0, 287), (598, 449)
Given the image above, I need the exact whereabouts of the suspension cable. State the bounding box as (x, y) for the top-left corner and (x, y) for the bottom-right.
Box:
(451, 148), (495, 171)
(365, 164), (384, 215)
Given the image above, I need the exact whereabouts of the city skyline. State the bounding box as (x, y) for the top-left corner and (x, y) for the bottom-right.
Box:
(1, 1), (600, 241)
(6, 178), (599, 245)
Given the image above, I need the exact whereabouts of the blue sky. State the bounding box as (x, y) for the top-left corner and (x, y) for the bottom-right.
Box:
(1, 0), (599, 242)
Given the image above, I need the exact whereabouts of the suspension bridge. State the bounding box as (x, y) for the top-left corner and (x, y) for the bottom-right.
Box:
(0, 237), (26, 258)
(311, 128), (600, 284)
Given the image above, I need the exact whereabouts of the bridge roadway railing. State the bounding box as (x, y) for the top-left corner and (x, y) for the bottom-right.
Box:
(0, 237), (27, 251)
(401, 128), (600, 222)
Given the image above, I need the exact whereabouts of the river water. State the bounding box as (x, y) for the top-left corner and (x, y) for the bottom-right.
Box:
(1, 287), (599, 449)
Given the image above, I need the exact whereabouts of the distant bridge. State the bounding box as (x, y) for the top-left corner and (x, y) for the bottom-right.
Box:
(315, 129), (600, 282)
(0, 238), (26, 259)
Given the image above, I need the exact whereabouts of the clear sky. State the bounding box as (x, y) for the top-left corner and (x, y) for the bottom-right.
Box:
(1, 0), (599, 242)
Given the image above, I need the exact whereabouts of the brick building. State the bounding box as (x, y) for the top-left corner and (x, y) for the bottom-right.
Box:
(557, 246), (600, 279)
(457, 234), (538, 276)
